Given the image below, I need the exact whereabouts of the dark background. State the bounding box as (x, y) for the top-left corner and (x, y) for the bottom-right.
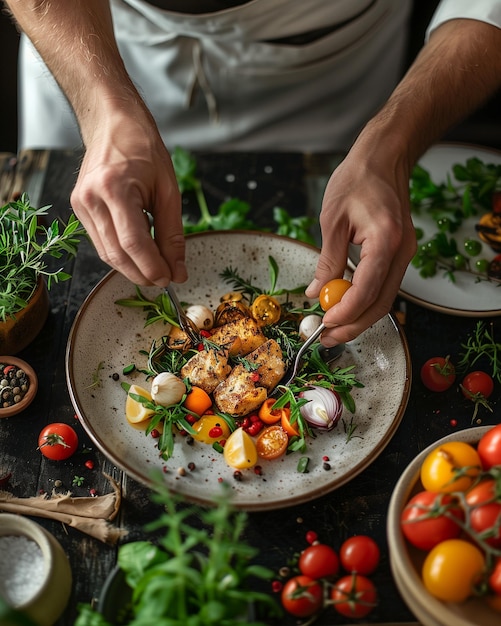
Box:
(1, 0), (500, 154)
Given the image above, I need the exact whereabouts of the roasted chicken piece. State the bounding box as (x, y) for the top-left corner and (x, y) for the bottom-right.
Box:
(210, 317), (266, 356)
(213, 339), (285, 416)
(213, 371), (267, 417)
(242, 338), (285, 390)
(180, 347), (231, 395)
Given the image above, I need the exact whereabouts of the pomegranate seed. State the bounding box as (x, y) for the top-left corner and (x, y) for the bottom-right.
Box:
(200, 330), (211, 337)
(271, 580), (283, 593)
(305, 530), (318, 544)
(249, 414), (261, 423)
(84, 460), (94, 470)
(450, 419), (458, 427)
(185, 414), (198, 425)
(250, 372), (260, 382)
(197, 343), (204, 351)
(241, 417), (251, 429)
(218, 439), (227, 447)
(322, 455), (330, 462)
(89, 488), (97, 497)
(254, 465), (263, 476)
(150, 429), (160, 438)
(247, 422), (263, 436)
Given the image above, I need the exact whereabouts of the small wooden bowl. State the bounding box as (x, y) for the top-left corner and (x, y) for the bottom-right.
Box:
(0, 356), (38, 417)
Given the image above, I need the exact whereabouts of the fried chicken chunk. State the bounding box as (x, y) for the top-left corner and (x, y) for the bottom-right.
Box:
(180, 347), (231, 395)
(210, 317), (266, 356)
(213, 339), (285, 416)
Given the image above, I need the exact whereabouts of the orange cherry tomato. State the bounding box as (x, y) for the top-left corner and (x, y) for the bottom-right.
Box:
(258, 398), (283, 424)
(183, 386), (212, 415)
(318, 278), (352, 312)
(256, 425), (289, 460)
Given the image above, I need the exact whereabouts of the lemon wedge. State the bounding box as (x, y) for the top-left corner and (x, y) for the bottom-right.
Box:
(126, 384), (156, 424)
(223, 427), (258, 469)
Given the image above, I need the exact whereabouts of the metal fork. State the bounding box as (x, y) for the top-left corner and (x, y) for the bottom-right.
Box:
(164, 285), (201, 345)
(278, 323), (344, 389)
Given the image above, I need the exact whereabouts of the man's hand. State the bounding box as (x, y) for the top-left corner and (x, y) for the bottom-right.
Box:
(71, 115), (187, 286)
(306, 148), (416, 345)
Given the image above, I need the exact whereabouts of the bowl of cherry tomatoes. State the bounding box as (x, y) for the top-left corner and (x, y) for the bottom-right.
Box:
(387, 425), (501, 626)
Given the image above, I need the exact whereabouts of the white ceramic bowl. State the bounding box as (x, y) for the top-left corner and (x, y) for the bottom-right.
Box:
(387, 427), (500, 626)
(0, 514), (72, 625)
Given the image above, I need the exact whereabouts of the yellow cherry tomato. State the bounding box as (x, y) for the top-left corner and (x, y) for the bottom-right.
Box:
(192, 414), (231, 444)
(318, 279), (352, 312)
(250, 294), (281, 326)
(420, 441), (482, 493)
(223, 427), (258, 469)
(422, 539), (485, 603)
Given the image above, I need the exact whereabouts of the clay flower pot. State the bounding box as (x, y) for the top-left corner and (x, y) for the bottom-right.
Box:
(0, 278), (50, 354)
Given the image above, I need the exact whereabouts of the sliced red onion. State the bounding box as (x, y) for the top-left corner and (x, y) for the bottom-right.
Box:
(299, 385), (343, 431)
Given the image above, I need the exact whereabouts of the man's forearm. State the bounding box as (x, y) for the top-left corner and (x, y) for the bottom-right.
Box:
(5, 0), (147, 144)
(354, 18), (501, 170)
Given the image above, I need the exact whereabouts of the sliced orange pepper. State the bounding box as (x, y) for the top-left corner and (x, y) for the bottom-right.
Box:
(281, 407), (299, 437)
(258, 398), (283, 425)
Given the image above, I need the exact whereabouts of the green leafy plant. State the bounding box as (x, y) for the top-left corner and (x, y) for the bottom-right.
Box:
(75, 474), (281, 626)
(172, 147), (316, 244)
(410, 158), (501, 282)
(0, 194), (85, 322)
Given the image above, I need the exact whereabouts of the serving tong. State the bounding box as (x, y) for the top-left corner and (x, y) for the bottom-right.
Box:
(164, 285), (201, 345)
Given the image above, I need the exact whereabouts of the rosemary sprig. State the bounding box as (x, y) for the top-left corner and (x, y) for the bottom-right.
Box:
(115, 285), (179, 328)
(457, 321), (501, 383)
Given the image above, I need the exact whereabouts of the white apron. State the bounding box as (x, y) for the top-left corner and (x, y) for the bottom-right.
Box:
(19, 0), (412, 151)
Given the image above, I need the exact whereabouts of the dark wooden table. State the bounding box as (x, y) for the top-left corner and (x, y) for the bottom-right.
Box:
(1, 149), (500, 626)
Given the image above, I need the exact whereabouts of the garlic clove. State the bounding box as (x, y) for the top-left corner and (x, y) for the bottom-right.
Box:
(185, 304), (214, 330)
(151, 372), (186, 406)
(298, 314), (323, 340)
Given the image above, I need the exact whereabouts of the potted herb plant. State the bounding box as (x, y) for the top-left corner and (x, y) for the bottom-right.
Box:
(75, 475), (282, 626)
(0, 194), (85, 354)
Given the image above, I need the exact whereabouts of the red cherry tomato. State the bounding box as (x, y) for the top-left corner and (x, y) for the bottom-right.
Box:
(478, 424), (501, 470)
(420, 356), (456, 392)
(489, 558), (501, 596)
(298, 543), (339, 579)
(330, 573), (377, 618)
(461, 371), (494, 400)
(400, 491), (463, 551)
(339, 535), (380, 575)
(38, 423), (79, 460)
(466, 480), (501, 548)
(281, 575), (323, 618)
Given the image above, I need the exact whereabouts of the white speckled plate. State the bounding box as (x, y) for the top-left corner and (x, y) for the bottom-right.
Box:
(349, 143), (501, 316)
(66, 231), (410, 511)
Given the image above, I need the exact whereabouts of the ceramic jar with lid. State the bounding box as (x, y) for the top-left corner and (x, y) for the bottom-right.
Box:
(0, 513), (72, 625)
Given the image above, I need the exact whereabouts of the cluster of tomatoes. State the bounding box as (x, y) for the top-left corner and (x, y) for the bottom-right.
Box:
(278, 533), (380, 621)
(420, 356), (495, 422)
(400, 424), (501, 609)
